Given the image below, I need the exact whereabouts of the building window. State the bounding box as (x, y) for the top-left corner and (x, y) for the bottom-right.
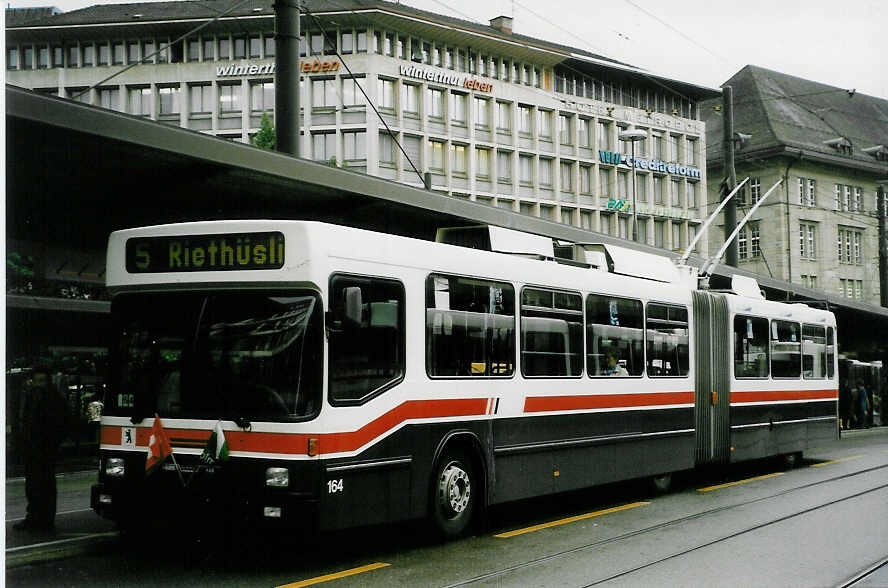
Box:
(249, 36), (262, 58)
(539, 158), (553, 187)
(637, 174), (648, 202)
(750, 177), (761, 204)
(81, 44), (94, 66)
(7, 46), (19, 70)
(598, 121), (611, 150)
(561, 209), (574, 225)
(426, 88), (444, 119)
(451, 144), (467, 176)
(497, 101), (512, 131)
(519, 105), (532, 134)
(797, 177), (816, 207)
(450, 92), (467, 125)
(855, 280), (863, 299)
(128, 87), (152, 116)
(580, 165), (592, 194)
(203, 38), (215, 61)
(158, 86), (181, 115)
(738, 227), (748, 259)
(217, 37), (230, 60)
(854, 187), (862, 212)
(311, 78), (336, 109)
(264, 34), (276, 57)
(687, 181), (697, 208)
(476, 148), (491, 178)
(750, 221), (761, 258)
(98, 87), (121, 111)
(398, 36), (407, 60)
(561, 162), (573, 192)
(312, 131), (335, 162)
(379, 132), (395, 165)
(618, 172), (629, 199)
(219, 83), (241, 112)
(231, 36), (246, 59)
(799, 222), (816, 259)
(650, 133), (662, 159)
(251, 81), (274, 112)
(519, 154), (533, 185)
(343, 131), (366, 161)
(402, 83), (419, 115)
(654, 220), (665, 248)
(559, 114), (572, 145)
(497, 151), (512, 183)
(429, 140), (445, 172)
(688, 224), (698, 251)
(600, 167), (612, 197)
(52, 46), (63, 67)
(671, 179), (682, 207)
(97, 43), (109, 66)
(578, 118), (591, 148)
(686, 138), (697, 165)
(336, 77), (363, 107)
(67, 45), (79, 67)
(838, 228), (863, 264)
(474, 97), (489, 129)
(190, 84), (212, 114)
(377, 78), (395, 110)
(538, 110), (552, 139)
(671, 222), (682, 251)
(653, 175), (664, 204)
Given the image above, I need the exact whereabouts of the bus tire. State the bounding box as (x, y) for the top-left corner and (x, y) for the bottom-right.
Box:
(431, 449), (475, 539)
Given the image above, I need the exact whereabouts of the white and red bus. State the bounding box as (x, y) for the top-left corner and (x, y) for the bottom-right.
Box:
(91, 220), (838, 537)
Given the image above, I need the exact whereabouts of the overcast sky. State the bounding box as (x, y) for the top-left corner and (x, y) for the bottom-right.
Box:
(7, 0), (888, 100)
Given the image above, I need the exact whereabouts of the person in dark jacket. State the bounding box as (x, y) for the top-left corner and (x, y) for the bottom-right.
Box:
(13, 366), (67, 532)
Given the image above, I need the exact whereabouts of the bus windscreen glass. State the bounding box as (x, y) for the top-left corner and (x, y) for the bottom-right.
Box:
(108, 291), (322, 421)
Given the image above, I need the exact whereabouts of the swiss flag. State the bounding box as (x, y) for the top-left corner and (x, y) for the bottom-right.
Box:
(145, 414), (173, 475)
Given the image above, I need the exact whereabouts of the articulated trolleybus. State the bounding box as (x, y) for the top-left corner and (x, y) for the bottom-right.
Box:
(92, 220), (838, 537)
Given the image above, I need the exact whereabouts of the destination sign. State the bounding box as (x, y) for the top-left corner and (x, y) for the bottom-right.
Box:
(126, 232), (285, 273)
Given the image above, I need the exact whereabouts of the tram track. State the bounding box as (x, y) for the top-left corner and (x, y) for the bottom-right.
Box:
(445, 461), (888, 587)
(836, 555), (888, 588)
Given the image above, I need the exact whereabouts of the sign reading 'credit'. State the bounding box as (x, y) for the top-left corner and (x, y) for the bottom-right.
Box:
(126, 232), (285, 273)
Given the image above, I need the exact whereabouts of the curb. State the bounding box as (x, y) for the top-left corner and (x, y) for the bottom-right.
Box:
(5, 531), (119, 569)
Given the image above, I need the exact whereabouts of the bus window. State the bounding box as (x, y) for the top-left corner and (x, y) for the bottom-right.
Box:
(585, 294), (643, 377)
(734, 315), (769, 378)
(646, 303), (689, 377)
(802, 325), (826, 379)
(328, 274), (405, 404)
(771, 320), (801, 378)
(520, 288), (583, 377)
(426, 274), (515, 377)
(827, 327), (835, 378)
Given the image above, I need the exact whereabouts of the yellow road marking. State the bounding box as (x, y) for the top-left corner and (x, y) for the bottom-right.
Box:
(697, 472), (783, 492)
(811, 455), (863, 468)
(495, 501), (650, 538)
(277, 563), (390, 588)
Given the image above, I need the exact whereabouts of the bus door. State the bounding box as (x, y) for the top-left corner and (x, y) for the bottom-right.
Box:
(692, 291), (731, 465)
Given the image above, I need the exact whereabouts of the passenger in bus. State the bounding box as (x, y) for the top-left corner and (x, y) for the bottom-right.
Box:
(605, 351), (629, 377)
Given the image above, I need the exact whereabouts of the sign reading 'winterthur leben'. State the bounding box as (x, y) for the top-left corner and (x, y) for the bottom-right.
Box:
(599, 150), (701, 179)
(399, 64), (493, 93)
(125, 232), (285, 273)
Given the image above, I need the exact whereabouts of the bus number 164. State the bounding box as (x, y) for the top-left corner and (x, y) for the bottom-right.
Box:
(327, 479), (344, 494)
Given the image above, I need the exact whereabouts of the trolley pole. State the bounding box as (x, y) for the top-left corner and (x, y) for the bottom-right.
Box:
(723, 85), (738, 267)
(275, 0), (301, 158)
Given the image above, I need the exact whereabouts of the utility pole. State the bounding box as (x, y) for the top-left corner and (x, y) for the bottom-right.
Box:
(722, 85), (738, 267)
(275, 0), (300, 158)
(879, 183), (887, 308)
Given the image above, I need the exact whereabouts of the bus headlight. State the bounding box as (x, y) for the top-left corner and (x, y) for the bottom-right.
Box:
(265, 467), (289, 488)
(105, 458), (125, 478)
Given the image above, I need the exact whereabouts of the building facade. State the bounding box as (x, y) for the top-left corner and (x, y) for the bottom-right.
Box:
(7, 0), (718, 254)
(702, 66), (888, 306)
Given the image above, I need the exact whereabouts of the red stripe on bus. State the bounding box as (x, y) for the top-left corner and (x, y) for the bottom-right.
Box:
(524, 392), (694, 413)
(730, 389), (838, 403)
(100, 398), (489, 455)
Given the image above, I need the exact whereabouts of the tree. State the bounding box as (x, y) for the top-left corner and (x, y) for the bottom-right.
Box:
(252, 112), (276, 150)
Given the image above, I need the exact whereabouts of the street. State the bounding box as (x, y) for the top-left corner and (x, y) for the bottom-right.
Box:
(6, 428), (888, 587)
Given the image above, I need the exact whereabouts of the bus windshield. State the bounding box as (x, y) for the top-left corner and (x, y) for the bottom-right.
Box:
(108, 291), (323, 422)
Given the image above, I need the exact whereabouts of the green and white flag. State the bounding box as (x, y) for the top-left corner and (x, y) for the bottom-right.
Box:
(201, 420), (230, 464)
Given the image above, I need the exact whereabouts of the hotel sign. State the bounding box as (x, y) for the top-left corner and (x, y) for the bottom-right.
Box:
(560, 99), (700, 133)
(215, 59), (340, 78)
(399, 64), (493, 93)
(599, 150), (701, 179)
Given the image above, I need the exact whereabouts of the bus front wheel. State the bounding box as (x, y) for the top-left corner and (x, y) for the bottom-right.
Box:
(431, 450), (475, 539)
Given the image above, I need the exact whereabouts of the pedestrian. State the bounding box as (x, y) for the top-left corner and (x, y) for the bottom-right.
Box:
(839, 381), (851, 430)
(13, 366), (68, 532)
(858, 379), (870, 429)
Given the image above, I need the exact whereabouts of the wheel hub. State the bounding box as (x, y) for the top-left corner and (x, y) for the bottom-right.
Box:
(438, 463), (471, 517)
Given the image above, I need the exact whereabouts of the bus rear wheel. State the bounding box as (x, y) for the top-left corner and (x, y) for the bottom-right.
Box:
(431, 450), (475, 539)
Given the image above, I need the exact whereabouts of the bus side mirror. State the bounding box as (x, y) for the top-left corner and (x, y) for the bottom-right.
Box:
(344, 287), (363, 327)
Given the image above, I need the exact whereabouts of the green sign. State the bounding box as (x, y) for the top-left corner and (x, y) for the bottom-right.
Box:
(126, 232), (285, 273)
